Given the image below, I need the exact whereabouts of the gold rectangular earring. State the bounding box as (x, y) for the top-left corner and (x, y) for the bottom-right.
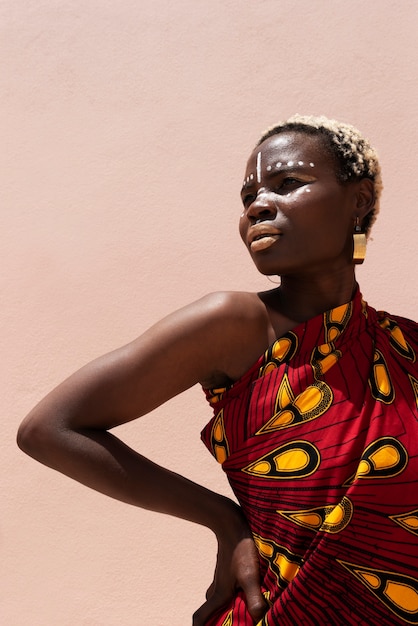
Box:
(353, 218), (367, 264)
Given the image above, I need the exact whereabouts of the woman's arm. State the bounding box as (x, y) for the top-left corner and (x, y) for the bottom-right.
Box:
(17, 293), (237, 514)
(17, 291), (268, 624)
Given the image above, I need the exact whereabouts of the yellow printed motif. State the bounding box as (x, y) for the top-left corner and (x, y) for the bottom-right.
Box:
(221, 610), (233, 626)
(210, 409), (230, 464)
(369, 350), (395, 404)
(324, 301), (353, 343)
(278, 496), (353, 534)
(274, 373), (295, 412)
(208, 387), (226, 405)
(338, 560), (418, 624)
(344, 437), (408, 486)
(310, 343), (342, 377)
(263, 590), (272, 607)
(390, 509), (418, 538)
(257, 379), (333, 434)
(242, 440), (320, 480)
(259, 332), (298, 377)
(379, 317), (416, 362)
(253, 533), (303, 589)
(258, 325), (341, 435)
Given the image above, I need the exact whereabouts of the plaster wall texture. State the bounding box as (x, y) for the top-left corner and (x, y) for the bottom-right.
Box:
(2, 1), (417, 624)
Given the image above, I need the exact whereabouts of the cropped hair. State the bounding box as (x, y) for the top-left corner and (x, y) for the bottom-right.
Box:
(257, 115), (382, 234)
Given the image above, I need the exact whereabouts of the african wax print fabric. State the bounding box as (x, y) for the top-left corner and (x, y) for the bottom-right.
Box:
(201, 290), (418, 625)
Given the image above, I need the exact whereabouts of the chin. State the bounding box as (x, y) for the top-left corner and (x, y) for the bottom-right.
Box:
(253, 261), (284, 277)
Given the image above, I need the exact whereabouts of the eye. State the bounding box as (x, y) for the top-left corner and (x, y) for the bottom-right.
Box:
(241, 193), (256, 208)
(276, 177), (306, 194)
(282, 176), (300, 187)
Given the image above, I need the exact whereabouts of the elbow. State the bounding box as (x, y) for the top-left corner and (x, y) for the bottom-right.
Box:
(17, 413), (57, 463)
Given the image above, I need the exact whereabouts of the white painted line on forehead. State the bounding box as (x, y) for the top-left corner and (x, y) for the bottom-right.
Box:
(256, 151), (261, 183)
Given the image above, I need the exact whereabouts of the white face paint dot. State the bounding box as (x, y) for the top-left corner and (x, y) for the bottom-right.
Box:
(305, 188), (311, 193)
(276, 162), (282, 168)
(287, 161), (294, 167)
(266, 165), (272, 171)
(298, 161), (304, 166)
(309, 162), (315, 167)
(250, 173), (254, 180)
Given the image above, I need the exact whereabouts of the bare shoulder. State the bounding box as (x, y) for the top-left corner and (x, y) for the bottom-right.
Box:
(184, 290), (272, 387)
(96, 289), (272, 412)
(191, 289), (269, 324)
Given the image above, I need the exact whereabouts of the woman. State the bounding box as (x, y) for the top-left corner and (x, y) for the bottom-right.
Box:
(18, 115), (418, 625)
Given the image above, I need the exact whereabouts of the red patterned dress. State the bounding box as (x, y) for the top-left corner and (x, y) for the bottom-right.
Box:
(201, 290), (418, 625)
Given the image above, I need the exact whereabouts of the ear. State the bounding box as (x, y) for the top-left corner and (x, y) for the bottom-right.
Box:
(354, 178), (375, 224)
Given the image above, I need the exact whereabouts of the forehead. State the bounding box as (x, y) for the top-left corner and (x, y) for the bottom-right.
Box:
(245, 131), (332, 171)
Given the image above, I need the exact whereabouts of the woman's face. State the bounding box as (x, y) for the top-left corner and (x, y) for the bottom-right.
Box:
(239, 131), (360, 278)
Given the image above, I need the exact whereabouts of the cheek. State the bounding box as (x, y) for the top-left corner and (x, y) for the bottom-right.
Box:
(238, 214), (248, 242)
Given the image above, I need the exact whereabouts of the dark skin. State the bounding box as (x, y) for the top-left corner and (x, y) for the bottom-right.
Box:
(17, 130), (375, 625)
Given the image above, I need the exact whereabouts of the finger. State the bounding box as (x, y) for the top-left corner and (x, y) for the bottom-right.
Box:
(241, 581), (268, 623)
(247, 595), (268, 623)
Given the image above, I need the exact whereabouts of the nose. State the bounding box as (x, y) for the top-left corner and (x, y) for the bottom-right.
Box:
(246, 188), (277, 223)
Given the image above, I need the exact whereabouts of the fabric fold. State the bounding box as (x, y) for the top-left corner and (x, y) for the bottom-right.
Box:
(201, 290), (418, 625)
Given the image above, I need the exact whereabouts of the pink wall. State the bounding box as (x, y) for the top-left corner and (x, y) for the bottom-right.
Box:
(3, 1), (417, 624)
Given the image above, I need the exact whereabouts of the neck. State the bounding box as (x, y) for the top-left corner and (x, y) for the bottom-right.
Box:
(275, 267), (357, 323)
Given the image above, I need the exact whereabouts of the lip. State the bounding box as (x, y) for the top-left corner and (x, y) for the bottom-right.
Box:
(248, 224), (282, 245)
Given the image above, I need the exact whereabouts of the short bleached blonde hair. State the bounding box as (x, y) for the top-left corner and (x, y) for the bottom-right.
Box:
(257, 114), (382, 234)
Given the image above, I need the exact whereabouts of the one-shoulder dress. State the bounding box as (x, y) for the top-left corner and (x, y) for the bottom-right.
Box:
(201, 290), (418, 625)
